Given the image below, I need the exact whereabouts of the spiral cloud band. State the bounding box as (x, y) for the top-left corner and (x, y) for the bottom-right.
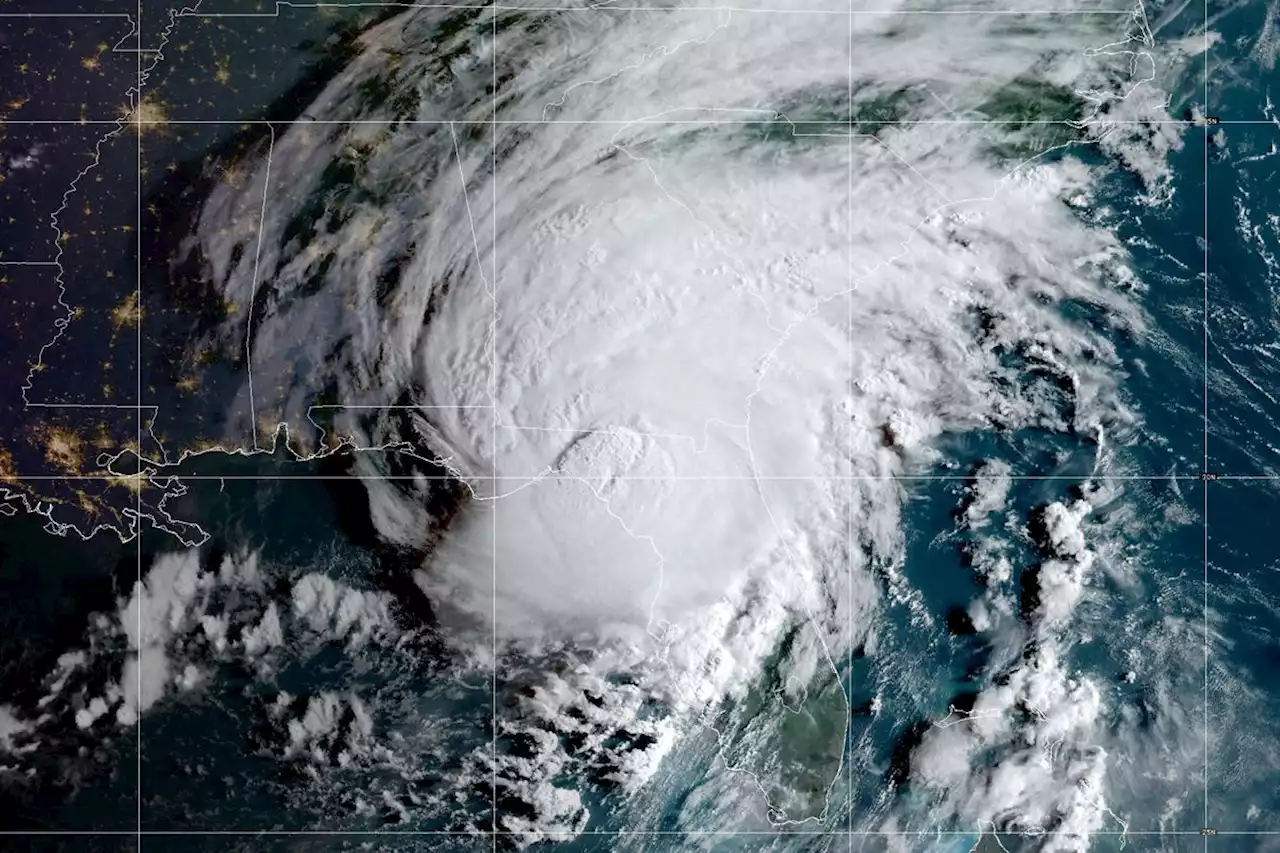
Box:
(0, 1), (1217, 848)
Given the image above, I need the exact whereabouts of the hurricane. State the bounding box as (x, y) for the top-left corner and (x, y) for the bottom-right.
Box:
(0, 0), (1268, 850)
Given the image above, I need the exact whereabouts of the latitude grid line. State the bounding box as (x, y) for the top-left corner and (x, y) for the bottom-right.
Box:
(0, 119), (1270, 125)
(0, 0), (1262, 845)
(0, 473), (1264, 480)
(0, 5), (1150, 18)
(1, 829), (1274, 837)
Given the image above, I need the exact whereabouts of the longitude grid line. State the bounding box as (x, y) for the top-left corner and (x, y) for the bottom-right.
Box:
(845, 0), (854, 848)
(491, 6), (498, 847)
(135, 0), (143, 843)
(1202, 0), (1210, 840)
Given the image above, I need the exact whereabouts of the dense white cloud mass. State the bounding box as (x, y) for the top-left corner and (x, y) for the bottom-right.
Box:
(174, 0), (1197, 842)
(1, 0), (1208, 845)
(202, 0), (1165, 648)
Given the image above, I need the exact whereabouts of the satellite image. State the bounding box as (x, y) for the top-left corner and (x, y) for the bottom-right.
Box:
(0, 0), (1272, 850)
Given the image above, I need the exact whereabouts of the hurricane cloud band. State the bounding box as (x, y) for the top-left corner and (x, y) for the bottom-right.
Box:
(2, 0), (1212, 846)
(186, 0), (1181, 840)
